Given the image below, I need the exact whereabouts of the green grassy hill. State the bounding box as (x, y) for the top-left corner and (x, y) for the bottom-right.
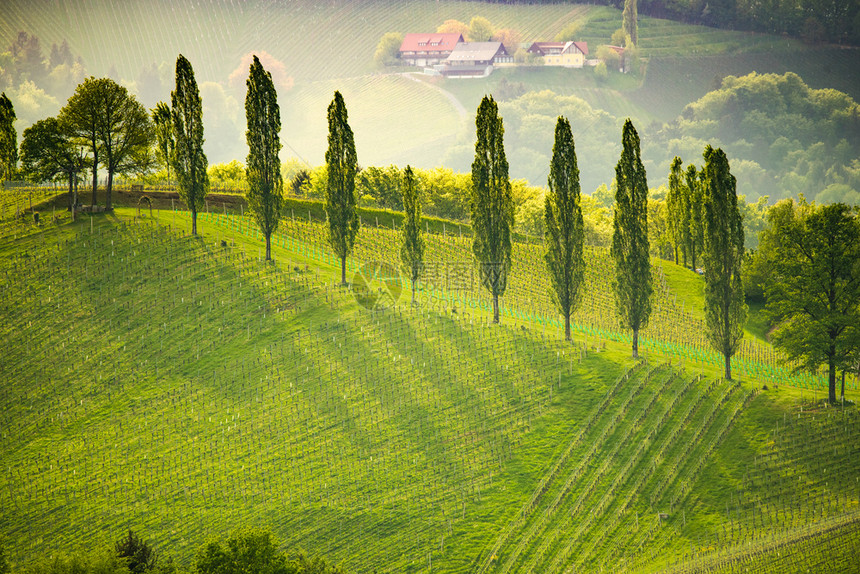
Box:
(1, 196), (858, 573)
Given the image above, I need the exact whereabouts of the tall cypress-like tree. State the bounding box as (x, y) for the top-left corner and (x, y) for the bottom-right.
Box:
(702, 146), (746, 381)
(545, 116), (585, 341)
(666, 156), (684, 265)
(400, 165), (424, 305)
(622, 0), (638, 46)
(0, 93), (17, 181)
(325, 91), (359, 285)
(471, 95), (514, 324)
(685, 163), (704, 271)
(245, 55), (283, 262)
(152, 102), (173, 186)
(611, 119), (652, 358)
(171, 54), (209, 236)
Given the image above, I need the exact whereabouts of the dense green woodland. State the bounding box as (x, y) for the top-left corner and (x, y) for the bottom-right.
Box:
(494, 0), (860, 45)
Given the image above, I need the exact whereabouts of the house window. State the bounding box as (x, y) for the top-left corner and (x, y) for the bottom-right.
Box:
(418, 42), (427, 46)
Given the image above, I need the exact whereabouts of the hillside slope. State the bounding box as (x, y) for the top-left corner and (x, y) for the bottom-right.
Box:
(0, 207), (858, 573)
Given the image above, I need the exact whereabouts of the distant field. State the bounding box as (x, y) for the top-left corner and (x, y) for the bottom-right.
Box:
(280, 74), (463, 169)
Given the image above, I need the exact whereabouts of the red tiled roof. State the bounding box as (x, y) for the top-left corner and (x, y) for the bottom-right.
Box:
(400, 33), (464, 53)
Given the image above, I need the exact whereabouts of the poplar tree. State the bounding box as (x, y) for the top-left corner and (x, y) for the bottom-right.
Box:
(152, 102), (173, 185)
(666, 156), (684, 265)
(400, 165), (424, 305)
(702, 145), (746, 381)
(0, 93), (16, 181)
(171, 54), (209, 236)
(325, 91), (359, 285)
(471, 95), (514, 324)
(622, 0), (638, 46)
(245, 55), (283, 262)
(611, 119), (651, 358)
(685, 163), (704, 271)
(545, 116), (585, 341)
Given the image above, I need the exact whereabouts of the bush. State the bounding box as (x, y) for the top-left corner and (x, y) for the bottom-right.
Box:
(116, 531), (157, 574)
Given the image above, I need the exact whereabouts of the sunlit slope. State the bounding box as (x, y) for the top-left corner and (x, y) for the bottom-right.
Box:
(0, 211), (621, 569)
(1, 209), (858, 574)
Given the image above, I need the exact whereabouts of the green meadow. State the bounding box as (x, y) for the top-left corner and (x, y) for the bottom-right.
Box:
(0, 191), (857, 572)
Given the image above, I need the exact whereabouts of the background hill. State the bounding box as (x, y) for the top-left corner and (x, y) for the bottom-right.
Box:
(2, 0), (859, 204)
(0, 196), (858, 573)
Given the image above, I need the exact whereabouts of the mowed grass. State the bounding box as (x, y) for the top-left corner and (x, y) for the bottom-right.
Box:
(1, 203), (858, 573)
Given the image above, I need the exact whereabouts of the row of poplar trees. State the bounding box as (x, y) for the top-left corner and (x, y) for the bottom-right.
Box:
(320, 92), (746, 381)
(466, 97), (746, 381)
(153, 53), (284, 255)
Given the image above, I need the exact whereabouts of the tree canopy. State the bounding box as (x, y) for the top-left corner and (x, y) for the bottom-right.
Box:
(0, 92), (16, 180)
(171, 54), (209, 235)
(611, 119), (652, 358)
(324, 90), (359, 285)
(245, 54), (283, 262)
(471, 95), (514, 324)
(758, 199), (860, 402)
(545, 116), (585, 341)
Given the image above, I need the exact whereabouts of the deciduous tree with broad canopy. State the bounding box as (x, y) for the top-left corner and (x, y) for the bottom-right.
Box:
(759, 199), (860, 402)
(19, 117), (88, 218)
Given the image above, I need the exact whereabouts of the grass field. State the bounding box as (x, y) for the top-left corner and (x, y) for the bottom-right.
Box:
(1, 192), (858, 572)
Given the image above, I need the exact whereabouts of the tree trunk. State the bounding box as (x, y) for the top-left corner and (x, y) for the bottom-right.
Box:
(411, 278), (416, 306)
(265, 232), (272, 261)
(341, 256), (347, 285)
(106, 170), (113, 211)
(191, 209), (197, 236)
(68, 174), (75, 212)
(71, 175), (77, 222)
(564, 310), (571, 341)
(492, 293), (500, 324)
(632, 327), (639, 359)
(91, 150), (98, 207)
(724, 354), (732, 381)
(673, 246), (678, 265)
(828, 354), (837, 403)
(841, 371), (846, 401)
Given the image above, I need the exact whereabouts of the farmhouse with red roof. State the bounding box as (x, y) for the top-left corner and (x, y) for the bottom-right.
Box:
(399, 33), (464, 67)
